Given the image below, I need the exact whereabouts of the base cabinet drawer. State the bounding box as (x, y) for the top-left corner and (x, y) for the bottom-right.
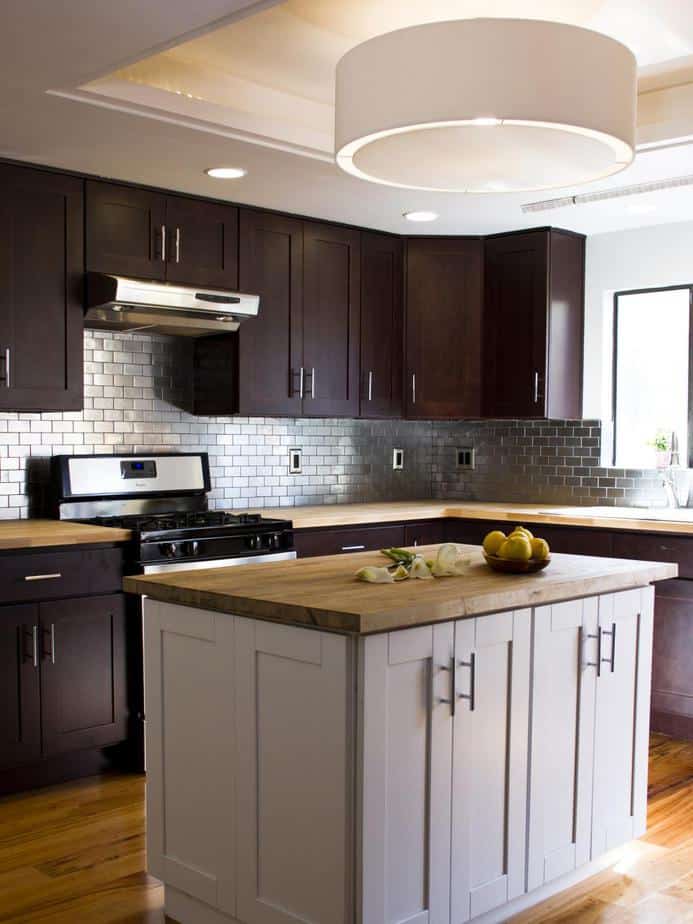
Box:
(294, 525), (405, 558)
(404, 520), (448, 547)
(0, 547), (124, 603)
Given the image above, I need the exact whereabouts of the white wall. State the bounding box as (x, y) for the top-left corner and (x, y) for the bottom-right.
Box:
(584, 220), (693, 422)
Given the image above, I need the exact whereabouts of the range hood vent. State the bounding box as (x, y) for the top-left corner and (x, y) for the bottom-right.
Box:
(84, 273), (260, 337)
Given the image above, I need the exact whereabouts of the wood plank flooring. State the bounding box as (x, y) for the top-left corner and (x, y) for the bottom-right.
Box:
(0, 734), (691, 923)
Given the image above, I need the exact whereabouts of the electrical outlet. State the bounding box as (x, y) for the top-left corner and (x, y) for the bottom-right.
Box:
(289, 448), (302, 474)
(393, 448), (404, 470)
(456, 447), (475, 469)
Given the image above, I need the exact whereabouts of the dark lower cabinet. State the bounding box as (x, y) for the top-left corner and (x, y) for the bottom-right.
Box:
(651, 580), (693, 739)
(295, 524), (405, 558)
(0, 164), (83, 411)
(404, 520), (447, 547)
(0, 604), (41, 771)
(40, 594), (127, 757)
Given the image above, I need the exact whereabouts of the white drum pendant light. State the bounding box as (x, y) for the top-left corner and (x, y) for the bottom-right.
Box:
(335, 18), (637, 193)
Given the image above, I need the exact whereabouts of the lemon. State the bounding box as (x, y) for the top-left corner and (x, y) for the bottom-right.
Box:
(509, 525), (534, 540)
(530, 537), (550, 561)
(482, 530), (506, 556)
(498, 535), (532, 562)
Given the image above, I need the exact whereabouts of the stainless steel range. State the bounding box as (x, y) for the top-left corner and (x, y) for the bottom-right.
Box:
(51, 452), (296, 573)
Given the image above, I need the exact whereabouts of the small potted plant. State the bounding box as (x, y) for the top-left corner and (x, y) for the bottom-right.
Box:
(648, 431), (671, 469)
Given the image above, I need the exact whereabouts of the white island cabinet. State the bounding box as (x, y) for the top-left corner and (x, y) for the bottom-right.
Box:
(140, 581), (656, 924)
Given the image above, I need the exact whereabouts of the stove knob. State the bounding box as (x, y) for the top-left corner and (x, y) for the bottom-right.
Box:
(182, 540), (200, 557)
(270, 533), (282, 550)
(247, 534), (261, 551)
(159, 542), (178, 558)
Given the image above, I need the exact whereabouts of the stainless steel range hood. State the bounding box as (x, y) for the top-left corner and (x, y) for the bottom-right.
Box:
(84, 273), (260, 336)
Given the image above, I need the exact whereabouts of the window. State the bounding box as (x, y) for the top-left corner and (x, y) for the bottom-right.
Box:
(613, 286), (692, 468)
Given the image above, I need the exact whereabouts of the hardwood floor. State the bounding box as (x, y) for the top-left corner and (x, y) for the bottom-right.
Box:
(0, 734), (691, 923)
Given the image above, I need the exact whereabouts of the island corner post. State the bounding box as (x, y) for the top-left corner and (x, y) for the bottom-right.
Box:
(124, 546), (676, 924)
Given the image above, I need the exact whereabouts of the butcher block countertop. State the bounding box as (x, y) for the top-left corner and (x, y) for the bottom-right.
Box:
(0, 519), (131, 551)
(257, 500), (693, 536)
(123, 546), (676, 635)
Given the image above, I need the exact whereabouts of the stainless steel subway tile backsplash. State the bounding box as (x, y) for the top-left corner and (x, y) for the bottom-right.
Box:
(0, 331), (671, 518)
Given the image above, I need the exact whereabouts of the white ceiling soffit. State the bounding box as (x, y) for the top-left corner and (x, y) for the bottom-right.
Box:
(60, 0), (693, 161)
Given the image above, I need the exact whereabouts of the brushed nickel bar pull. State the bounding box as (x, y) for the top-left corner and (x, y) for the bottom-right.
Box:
(3, 347), (10, 389)
(311, 367), (316, 399)
(601, 623), (617, 673)
(175, 227), (181, 263)
(161, 225), (167, 263)
(584, 630), (601, 674)
(533, 370), (540, 404)
(438, 657), (455, 715)
(412, 372), (416, 404)
(299, 367), (304, 400)
(50, 624), (55, 664)
(341, 544), (366, 552)
(458, 653), (476, 711)
(368, 370), (373, 402)
(24, 573), (62, 582)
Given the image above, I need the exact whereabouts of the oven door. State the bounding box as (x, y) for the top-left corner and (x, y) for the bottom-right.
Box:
(142, 550), (297, 575)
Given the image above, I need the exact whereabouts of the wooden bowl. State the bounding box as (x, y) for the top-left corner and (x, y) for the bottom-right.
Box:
(483, 552), (551, 574)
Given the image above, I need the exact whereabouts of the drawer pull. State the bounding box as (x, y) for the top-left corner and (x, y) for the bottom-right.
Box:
(341, 545), (366, 552)
(24, 573), (62, 582)
(458, 652), (476, 711)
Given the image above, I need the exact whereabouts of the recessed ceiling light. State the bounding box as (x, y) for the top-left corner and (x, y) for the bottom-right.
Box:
(205, 166), (247, 179)
(403, 210), (438, 222)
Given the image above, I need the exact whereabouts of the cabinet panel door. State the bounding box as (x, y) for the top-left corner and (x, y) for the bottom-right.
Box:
(483, 231), (549, 418)
(165, 197), (238, 289)
(451, 610), (530, 921)
(143, 600), (236, 915)
(527, 599), (598, 893)
(236, 619), (351, 924)
(361, 624), (454, 924)
(0, 604), (40, 770)
(302, 222), (360, 417)
(360, 232), (403, 418)
(238, 209), (304, 415)
(592, 588), (654, 855)
(0, 165), (83, 411)
(86, 180), (166, 280)
(405, 237), (483, 419)
(651, 579), (693, 738)
(40, 594), (128, 756)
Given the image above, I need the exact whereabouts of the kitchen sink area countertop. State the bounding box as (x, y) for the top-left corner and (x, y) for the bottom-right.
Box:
(123, 545), (676, 635)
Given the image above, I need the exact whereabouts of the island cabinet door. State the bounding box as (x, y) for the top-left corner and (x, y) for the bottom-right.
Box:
(450, 610), (531, 922)
(235, 618), (352, 924)
(143, 601), (237, 916)
(591, 588), (654, 856)
(527, 599), (598, 893)
(360, 623), (454, 924)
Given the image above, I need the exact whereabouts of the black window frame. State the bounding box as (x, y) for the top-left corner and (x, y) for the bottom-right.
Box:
(612, 284), (693, 467)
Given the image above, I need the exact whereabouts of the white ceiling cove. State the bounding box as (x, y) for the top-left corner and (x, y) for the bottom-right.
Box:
(3, 0), (693, 234)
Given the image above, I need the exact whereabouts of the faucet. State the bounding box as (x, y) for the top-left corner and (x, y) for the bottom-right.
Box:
(662, 431), (684, 508)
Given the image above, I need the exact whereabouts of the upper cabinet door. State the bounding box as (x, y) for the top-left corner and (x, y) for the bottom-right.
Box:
(405, 237), (483, 419)
(451, 610), (530, 921)
(302, 222), (361, 418)
(165, 197), (239, 289)
(86, 180), (166, 280)
(360, 232), (403, 418)
(238, 209), (304, 416)
(483, 231), (549, 419)
(0, 164), (83, 412)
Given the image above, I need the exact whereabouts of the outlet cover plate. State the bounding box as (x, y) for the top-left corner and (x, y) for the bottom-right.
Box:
(393, 448), (404, 470)
(289, 448), (302, 474)
(456, 447), (475, 469)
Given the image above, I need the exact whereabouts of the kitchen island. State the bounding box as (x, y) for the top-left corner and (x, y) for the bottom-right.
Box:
(124, 547), (676, 924)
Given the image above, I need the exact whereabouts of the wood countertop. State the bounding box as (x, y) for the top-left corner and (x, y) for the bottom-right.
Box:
(0, 519), (132, 551)
(123, 546), (677, 636)
(255, 500), (693, 536)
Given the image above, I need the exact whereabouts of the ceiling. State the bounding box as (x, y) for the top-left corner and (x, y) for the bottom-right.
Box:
(3, 0), (693, 235)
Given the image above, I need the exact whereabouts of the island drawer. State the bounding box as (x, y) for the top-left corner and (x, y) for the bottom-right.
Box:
(294, 524), (406, 558)
(612, 533), (690, 578)
(0, 547), (124, 603)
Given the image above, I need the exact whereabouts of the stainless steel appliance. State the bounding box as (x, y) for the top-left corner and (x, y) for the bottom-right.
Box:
(84, 273), (260, 336)
(51, 452), (296, 573)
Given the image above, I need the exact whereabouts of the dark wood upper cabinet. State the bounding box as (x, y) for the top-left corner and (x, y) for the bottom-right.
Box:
(0, 164), (83, 412)
(40, 594), (127, 757)
(360, 232), (403, 418)
(238, 209), (304, 416)
(302, 222), (361, 417)
(164, 197), (238, 289)
(87, 181), (239, 290)
(483, 229), (584, 419)
(0, 603), (41, 770)
(86, 181), (166, 280)
(405, 237), (483, 419)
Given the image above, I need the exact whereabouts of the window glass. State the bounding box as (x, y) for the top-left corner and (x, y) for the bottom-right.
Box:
(614, 288), (689, 468)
